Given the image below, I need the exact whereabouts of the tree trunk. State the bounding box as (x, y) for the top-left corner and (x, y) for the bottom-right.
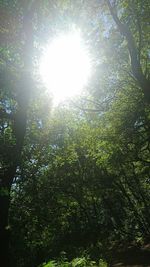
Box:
(0, 162), (19, 265)
(0, 191), (10, 266)
(0, 2), (37, 266)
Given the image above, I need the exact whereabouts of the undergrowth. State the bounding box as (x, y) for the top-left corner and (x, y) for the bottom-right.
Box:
(40, 256), (108, 267)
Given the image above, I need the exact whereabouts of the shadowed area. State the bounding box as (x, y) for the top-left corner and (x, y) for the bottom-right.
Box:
(111, 244), (150, 267)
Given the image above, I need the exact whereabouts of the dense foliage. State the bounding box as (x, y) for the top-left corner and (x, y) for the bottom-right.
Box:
(0, 1), (150, 267)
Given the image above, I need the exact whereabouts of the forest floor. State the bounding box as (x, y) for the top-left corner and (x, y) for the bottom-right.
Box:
(110, 243), (150, 267)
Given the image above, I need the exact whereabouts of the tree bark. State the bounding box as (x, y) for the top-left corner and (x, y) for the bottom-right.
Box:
(0, 193), (10, 266)
(0, 172), (14, 266)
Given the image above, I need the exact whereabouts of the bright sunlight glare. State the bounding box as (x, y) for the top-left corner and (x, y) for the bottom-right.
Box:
(40, 30), (91, 104)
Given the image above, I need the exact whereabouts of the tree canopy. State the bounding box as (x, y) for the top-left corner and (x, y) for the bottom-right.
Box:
(0, 1), (150, 267)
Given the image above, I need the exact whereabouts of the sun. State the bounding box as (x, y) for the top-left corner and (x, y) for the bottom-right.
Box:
(39, 30), (91, 104)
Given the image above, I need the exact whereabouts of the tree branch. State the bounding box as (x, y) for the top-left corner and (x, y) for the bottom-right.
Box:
(106, 0), (150, 103)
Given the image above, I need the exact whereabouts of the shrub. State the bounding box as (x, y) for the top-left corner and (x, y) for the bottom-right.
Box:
(41, 256), (108, 267)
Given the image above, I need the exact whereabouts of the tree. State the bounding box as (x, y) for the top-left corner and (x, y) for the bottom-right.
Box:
(9, 102), (150, 266)
(0, 1), (150, 266)
(0, 1), (45, 265)
(106, 0), (150, 102)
